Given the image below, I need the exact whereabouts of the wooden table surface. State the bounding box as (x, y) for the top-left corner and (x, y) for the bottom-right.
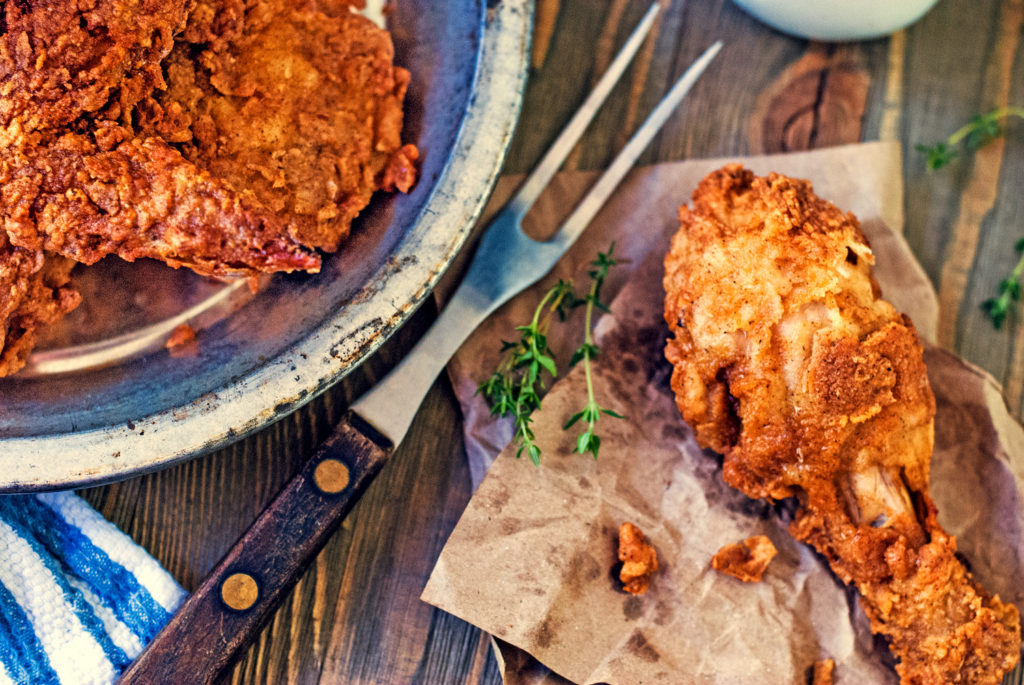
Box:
(81, 0), (1024, 682)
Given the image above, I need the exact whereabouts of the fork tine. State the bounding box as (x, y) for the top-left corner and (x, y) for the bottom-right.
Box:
(352, 40), (723, 446)
(459, 40), (723, 306)
(507, 2), (662, 217)
(551, 40), (723, 252)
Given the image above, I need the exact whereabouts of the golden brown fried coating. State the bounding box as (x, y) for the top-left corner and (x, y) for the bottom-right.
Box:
(0, 0), (188, 131)
(618, 522), (659, 595)
(2, 131), (320, 277)
(711, 535), (777, 583)
(663, 165), (1020, 684)
(137, 0), (419, 252)
(0, 237), (79, 377)
(0, 0), (321, 278)
(0, 0), (417, 375)
(0, 0), (195, 375)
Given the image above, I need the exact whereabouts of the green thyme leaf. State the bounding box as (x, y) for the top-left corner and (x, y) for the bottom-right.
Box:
(476, 245), (624, 464)
(918, 106), (1024, 172)
(980, 245), (1024, 329)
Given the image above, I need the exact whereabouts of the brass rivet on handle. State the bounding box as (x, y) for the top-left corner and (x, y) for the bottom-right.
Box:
(221, 573), (259, 611)
(313, 458), (350, 494)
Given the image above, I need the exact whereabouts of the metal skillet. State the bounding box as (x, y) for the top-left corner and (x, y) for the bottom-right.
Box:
(0, 0), (532, 491)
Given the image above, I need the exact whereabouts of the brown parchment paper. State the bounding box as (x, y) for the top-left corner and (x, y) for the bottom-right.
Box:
(422, 142), (1024, 683)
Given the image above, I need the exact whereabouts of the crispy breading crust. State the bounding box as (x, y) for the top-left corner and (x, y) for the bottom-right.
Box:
(0, 0), (417, 375)
(711, 535), (777, 583)
(0, 0), (319, 279)
(2, 131), (320, 277)
(1, 0), (191, 376)
(0, 0), (189, 131)
(137, 0), (418, 252)
(664, 165), (1020, 684)
(0, 237), (79, 377)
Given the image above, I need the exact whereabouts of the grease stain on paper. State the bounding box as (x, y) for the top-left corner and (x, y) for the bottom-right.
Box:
(626, 631), (661, 663)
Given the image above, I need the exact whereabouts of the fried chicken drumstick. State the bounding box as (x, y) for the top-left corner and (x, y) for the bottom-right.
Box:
(663, 166), (1021, 684)
(0, 0), (415, 375)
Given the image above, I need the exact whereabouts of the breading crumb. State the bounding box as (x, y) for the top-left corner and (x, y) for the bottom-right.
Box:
(811, 658), (834, 685)
(166, 323), (198, 358)
(618, 522), (658, 595)
(711, 535), (777, 583)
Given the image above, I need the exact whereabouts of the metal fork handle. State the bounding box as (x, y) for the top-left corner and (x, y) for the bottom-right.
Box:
(351, 277), (493, 444)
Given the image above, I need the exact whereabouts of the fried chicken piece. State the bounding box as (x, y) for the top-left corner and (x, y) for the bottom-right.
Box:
(663, 165), (1021, 684)
(136, 0), (419, 252)
(0, 0), (197, 375)
(0, 0), (189, 132)
(711, 535), (777, 583)
(618, 522), (659, 595)
(2, 131), (320, 278)
(0, 237), (80, 376)
(0, 0), (321, 278)
(0, 0), (418, 373)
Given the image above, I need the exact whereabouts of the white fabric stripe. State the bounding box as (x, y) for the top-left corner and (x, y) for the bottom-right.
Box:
(0, 519), (116, 685)
(67, 576), (145, 660)
(35, 493), (186, 614)
(0, 657), (16, 685)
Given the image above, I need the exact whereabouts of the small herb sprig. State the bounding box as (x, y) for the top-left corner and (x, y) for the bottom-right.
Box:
(918, 107), (1024, 328)
(916, 106), (1024, 171)
(563, 249), (624, 459)
(981, 237), (1024, 329)
(476, 246), (622, 465)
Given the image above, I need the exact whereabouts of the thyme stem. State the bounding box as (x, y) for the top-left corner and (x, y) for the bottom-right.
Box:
(476, 245), (622, 464)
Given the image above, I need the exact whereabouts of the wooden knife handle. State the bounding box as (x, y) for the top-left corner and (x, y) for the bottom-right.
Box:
(118, 413), (392, 684)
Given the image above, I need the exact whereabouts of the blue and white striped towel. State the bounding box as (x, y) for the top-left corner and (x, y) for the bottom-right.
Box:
(0, 493), (186, 685)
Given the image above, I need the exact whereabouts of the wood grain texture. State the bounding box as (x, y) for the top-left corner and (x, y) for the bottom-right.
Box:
(80, 0), (1024, 682)
(748, 43), (870, 153)
(531, 0), (561, 69)
(936, 0), (1023, 350)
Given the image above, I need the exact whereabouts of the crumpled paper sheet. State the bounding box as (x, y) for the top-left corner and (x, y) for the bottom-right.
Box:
(423, 142), (1024, 683)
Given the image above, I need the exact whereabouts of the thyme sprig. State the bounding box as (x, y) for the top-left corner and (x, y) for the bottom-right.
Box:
(918, 107), (1024, 328)
(981, 237), (1024, 329)
(916, 106), (1024, 171)
(476, 245), (622, 465)
(563, 249), (624, 459)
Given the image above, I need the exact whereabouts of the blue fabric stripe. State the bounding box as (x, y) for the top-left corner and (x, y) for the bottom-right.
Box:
(25, 496), (173, 643)
(0, 576), (59, 685)
(0, 497), (129, 672)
